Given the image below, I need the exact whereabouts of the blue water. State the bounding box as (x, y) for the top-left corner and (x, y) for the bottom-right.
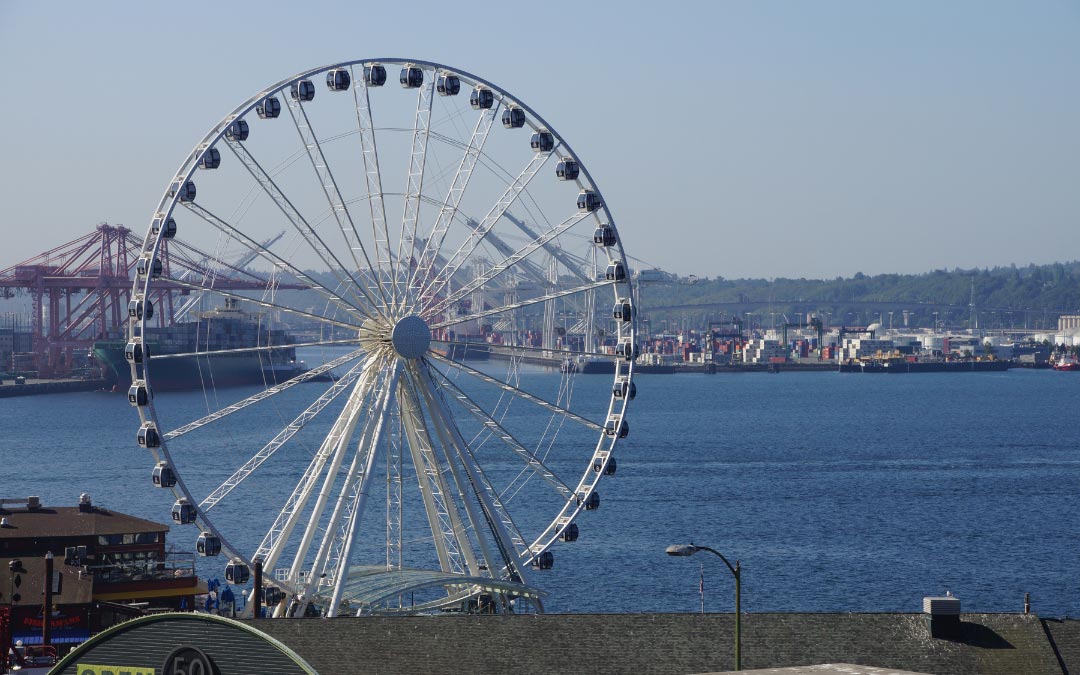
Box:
(2, 367), (1077, 616)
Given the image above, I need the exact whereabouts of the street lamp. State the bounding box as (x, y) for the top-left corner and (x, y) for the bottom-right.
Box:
(667, 543), (741, 671)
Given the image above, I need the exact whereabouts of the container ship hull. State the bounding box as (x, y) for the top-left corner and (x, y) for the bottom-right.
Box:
(93, 342), (304, 391)
(93, 299), (304, 391)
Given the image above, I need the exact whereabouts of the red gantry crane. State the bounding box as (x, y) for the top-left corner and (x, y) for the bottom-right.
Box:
(0, 223), (292, 377)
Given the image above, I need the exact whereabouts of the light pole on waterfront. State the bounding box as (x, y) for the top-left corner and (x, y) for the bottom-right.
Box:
(666, 543), (741, 671)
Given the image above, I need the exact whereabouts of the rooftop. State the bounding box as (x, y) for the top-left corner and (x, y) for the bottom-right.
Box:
(0, 497), (169, 539)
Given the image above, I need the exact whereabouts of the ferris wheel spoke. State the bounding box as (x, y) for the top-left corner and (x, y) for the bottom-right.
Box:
(163, 348), (365, 441)
(199, 362), (366, 512)
(503, 212), (592, 283)
(411, 362), (531, 581)
(442, 340), (618, 363)
(424, 210), (592, 319)
(427, 366), (574, 501)
(152, 338), (358, 362)
(350, 65), (397, 312)
(284, 94), (391, 313)
(419, 148), (557, 312)
(181, 201), (370, 321)
(223, 138), (387, 318)
(432, 278), (616, 331)
(426, 352), (602, 433)
(397, 375), (476, 575)
(157, 278), (362, 331)
(394, 71), (436, 311)
(163, 238), (270, 287)
(409, 101), (500, 300)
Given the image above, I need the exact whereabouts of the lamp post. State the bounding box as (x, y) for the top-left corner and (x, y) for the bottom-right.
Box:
(667, 543), (741, 671)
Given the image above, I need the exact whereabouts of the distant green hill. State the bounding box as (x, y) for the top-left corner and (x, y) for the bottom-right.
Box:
(637, 261), (1080, 331)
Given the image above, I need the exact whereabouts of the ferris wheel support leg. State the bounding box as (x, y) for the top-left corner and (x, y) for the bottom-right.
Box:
(412, 362), (530, 587)
(397, 376), (477, 576)
(325, 364), (401, 617)
(274, 360), (379, 612)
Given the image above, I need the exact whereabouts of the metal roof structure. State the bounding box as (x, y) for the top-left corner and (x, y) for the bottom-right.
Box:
(338, 565), (545, 614)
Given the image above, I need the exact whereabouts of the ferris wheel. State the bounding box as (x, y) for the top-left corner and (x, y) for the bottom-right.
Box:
(126, 58), (637, 617)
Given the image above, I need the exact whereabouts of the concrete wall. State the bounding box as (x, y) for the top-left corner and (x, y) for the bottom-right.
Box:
(247, 612), (1070, 675)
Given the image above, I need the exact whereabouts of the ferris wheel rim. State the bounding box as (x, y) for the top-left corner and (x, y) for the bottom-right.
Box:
(127, 57), (638, 614)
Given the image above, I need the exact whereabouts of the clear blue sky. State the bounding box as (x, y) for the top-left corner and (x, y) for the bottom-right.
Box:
(1, 1), (1077, 279)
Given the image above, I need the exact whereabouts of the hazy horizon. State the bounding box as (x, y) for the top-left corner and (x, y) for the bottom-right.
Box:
(1, 1), (1077, 279)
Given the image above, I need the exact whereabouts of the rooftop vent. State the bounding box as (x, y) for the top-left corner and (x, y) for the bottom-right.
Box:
(26, 496), (40, 510)
(78, 493), (92, 513)
(0, 517), (10, 528)
(923, 591), (961, 638)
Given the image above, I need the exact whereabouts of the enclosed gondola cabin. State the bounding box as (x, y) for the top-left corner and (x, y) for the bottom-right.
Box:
(125, 341), (145, 365)
(612, 380), (636, 400)
(172, 498), (197, 525)
(613, 299), (632, 323)
(579, 491), (601, 510)
(171, 180), (196, 202)
(604, 418), (629, 438)
(290, 79), (316, 101)
(152, 462), (177, 488)
(225, 558), (250, 584)
(532, 551), (554, 570)
(502, 106), (525, 128)
(593, 224), (617, 247)
(152, 217), (177, 239)
(136, 255), (162, 279)
(560, 523), (579, 542)
(470, 86), (494, 109)
(326, 68), (351, 91)
(196, 532), (221, 557)
(530, 130), (555, 153)
(556, 157), (579, 181)
(400, 65), (423, 88)
(262, 585), (285, 606)
(594, 456), (617, 475)
(605, 261), (626, 282)
(615, 341), (639, 362)
(437, 73), (460, 96)
(197, 147), (221, 170)
(364, 63), (387, 86)
(138, 422), (161, 448)
(128, 381), (150, 407)
(255, 96), (281, 119)
(225, 119), (249, 142)
(577, 190), (602, 212)
(128, 297), (154, 320)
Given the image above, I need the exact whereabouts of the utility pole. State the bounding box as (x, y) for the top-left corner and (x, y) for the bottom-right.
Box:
(42, 552), (53, 647)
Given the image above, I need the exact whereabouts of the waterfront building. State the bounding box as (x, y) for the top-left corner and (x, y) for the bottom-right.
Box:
(0, 494), (203, 647)
(1058, 315), (1080, 332)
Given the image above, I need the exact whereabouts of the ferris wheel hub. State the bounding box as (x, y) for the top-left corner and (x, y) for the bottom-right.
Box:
(391, 315), (431, 359)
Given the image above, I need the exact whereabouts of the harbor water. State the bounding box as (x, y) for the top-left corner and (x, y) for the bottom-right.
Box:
(1, 363), (1077, 616)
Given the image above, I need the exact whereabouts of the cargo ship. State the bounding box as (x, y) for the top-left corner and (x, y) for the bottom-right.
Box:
(92, 299), (304, 391)
(839, 359), (1011, 373)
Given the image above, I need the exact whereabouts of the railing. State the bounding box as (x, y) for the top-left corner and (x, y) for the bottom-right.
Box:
(90, 556), (196, 585)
